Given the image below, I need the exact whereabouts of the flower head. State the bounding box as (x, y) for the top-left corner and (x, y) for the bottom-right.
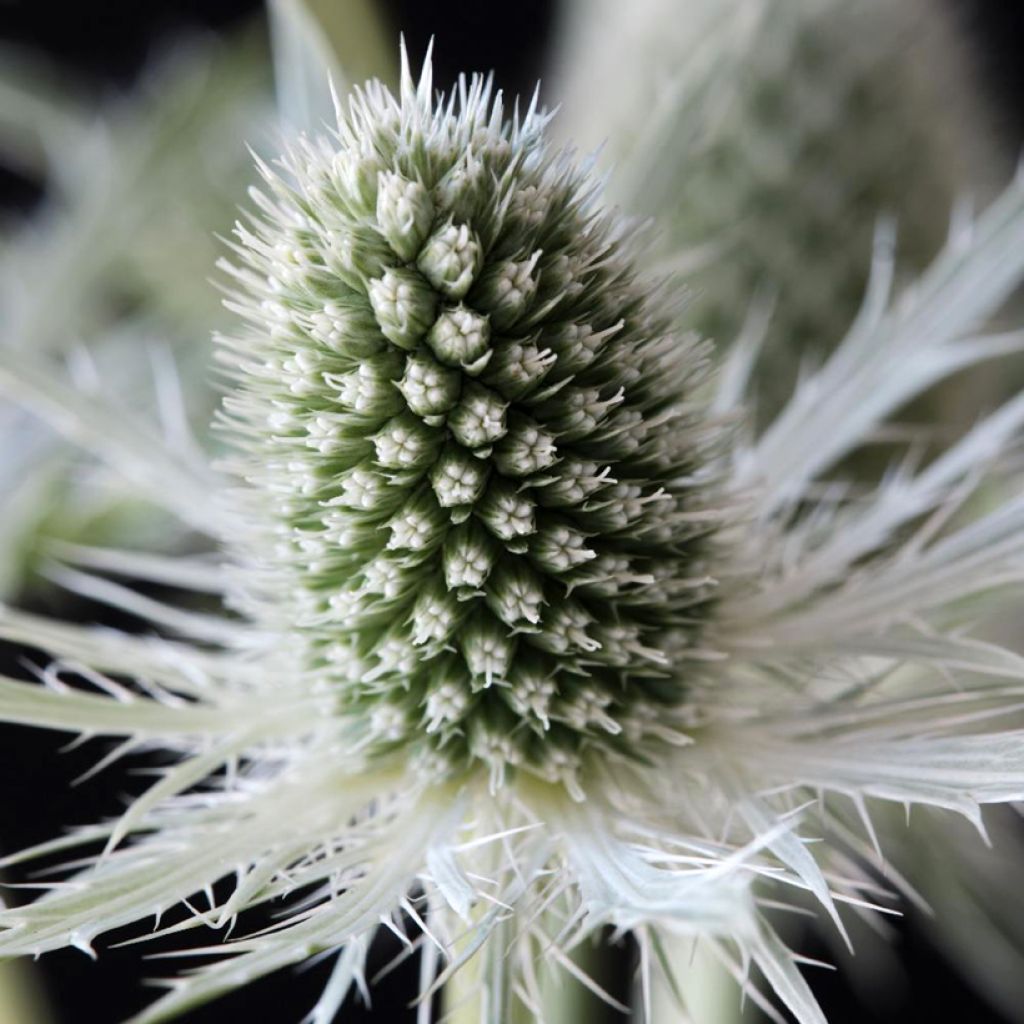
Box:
(219, 50), (715, 792)
(3, 44), (1024, 1024)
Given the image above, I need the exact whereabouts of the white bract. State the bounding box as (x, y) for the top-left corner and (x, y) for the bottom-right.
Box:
(2, 45), (1024, 1024)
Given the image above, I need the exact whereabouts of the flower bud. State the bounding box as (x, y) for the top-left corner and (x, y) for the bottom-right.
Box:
(397, 350), (461, 421)
(430, 445), (490, 510)
(373, 412), (441, 471)
(426, 306), (492, 373)
(443, 522), (497, 594)
(376, 171), (435, 261)
(471, 253), (540, 330)
(493, 416), (558, 477)
(447, 382), (507, 450)
(368, 267), (437, 349)
(417, 222), (483, 300)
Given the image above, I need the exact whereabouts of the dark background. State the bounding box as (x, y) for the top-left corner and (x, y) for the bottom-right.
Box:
(0, 1), (1022, 1022)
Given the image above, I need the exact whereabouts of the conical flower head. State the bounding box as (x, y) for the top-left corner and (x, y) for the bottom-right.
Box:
(220, 53), (715, 790)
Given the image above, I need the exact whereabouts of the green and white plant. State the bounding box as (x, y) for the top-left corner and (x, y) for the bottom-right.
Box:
(2, 42), (1024, 1024)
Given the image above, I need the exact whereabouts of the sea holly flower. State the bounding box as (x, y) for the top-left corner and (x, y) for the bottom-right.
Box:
(3, 45), (1024, 1024)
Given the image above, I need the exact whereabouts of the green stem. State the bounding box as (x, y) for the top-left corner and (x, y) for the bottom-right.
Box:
(443, 925), (607, 1023)
(648, 937), (739, 1024)
(0, 957), (51, 1024)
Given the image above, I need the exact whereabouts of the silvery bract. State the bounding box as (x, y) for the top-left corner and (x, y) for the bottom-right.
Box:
(3, 47), (1024, 1024)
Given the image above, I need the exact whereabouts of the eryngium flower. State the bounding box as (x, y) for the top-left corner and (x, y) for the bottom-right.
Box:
(4, 46), (1024, 1024)
(219, 57), (714, 793)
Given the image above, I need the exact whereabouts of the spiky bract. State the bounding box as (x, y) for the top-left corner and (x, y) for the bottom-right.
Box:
(220, 59), (715, 788)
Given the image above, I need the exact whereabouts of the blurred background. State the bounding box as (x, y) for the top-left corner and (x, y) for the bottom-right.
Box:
(1, 1), (1023, 1021)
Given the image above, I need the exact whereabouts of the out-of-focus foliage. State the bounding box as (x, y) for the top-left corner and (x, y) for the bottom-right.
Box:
(269, 0), (395, 134)
(1, 34), (269, 347)
(0, 33), (273, 598)
(869, 803), (1024, 1023)
(550, 0), (1007, 417)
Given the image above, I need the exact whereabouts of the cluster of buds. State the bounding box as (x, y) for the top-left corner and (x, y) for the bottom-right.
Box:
(220, 66), (716, 791)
